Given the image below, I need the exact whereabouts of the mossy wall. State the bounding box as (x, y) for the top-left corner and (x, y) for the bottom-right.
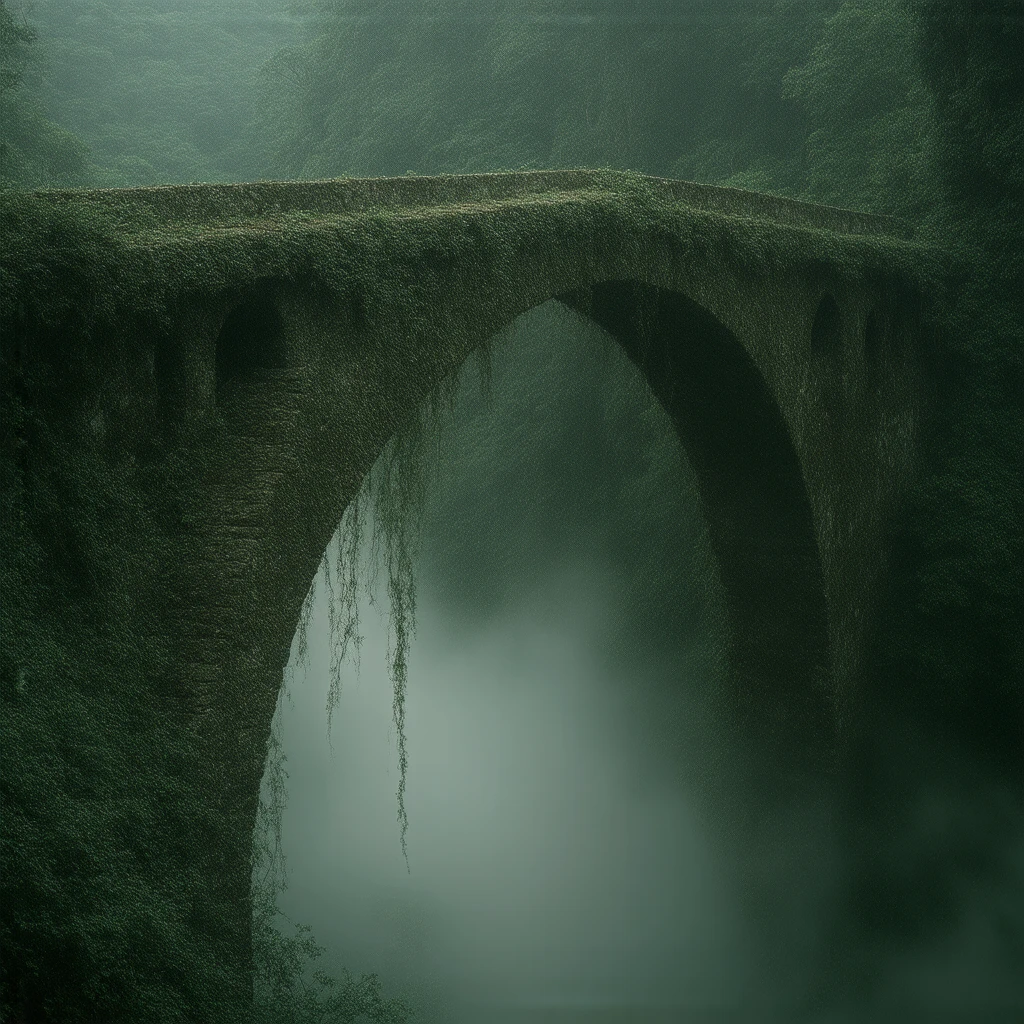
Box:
(0, 170), (951, 1021)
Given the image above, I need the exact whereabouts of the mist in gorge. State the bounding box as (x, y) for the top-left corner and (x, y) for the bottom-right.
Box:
(259, 302), (758, 1021)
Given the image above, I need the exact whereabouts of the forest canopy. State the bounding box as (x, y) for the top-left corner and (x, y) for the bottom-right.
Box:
(0, 0), (949, 224)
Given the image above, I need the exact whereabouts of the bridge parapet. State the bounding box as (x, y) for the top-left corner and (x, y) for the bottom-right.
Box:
(26, 168), (913, 241)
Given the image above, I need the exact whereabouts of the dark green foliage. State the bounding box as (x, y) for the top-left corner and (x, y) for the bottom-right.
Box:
(779, 0), (939, 219)
(0, 0), (31, 96)
(247, 0), (939, 222)
(912, 1), (1024, 225)
(0, 186), (417, 1019)
(818, 229), (1024, 999)
(814, 1), (1023, 1006)
(6, 0), (306, 187)
(1, 367), (244, 1022)
(0, 307), (416, 1023)
(0, 189), (149, 373)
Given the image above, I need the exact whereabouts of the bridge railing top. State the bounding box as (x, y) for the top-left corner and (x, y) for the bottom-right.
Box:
(25, 168), (914, 240)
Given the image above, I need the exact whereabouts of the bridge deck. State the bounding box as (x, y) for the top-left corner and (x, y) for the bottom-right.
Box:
(26, 169), (913, 241)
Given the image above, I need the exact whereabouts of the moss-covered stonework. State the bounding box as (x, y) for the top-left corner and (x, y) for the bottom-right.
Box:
(0, 169), (951, 1021)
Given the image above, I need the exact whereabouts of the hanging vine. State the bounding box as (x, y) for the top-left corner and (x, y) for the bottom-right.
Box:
(249, 346), (493, 1015)
(283, 342), (491, 875)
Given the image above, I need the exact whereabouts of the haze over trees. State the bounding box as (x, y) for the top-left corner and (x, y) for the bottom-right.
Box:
(1, 1), (1021, 1021)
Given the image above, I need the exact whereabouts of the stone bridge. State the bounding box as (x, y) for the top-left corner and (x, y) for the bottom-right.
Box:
(1, 169), (945, 1018)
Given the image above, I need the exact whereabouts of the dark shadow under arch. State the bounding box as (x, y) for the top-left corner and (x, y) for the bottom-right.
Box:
(556, 280), (834, 793)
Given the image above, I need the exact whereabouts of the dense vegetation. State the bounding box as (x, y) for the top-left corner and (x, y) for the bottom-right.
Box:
(2, 0), (1020, 1020)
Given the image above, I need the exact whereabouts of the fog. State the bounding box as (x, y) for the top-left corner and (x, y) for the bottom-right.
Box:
(269, 553), (760, 1020)
(256, 303), (772, 1021)
(253, 302), (1024, 1023)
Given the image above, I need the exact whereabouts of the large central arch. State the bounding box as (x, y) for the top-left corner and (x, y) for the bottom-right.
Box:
(247, 278), (836, 1016)
(259, 275), (833, 805)
(200, 236), (922, 1014)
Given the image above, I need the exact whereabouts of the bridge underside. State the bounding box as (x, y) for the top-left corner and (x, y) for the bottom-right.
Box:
(0, 170), (944, 1020)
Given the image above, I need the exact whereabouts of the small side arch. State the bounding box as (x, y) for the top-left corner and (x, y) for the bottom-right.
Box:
(811, 291), (843, 359)
(216, 285), (288, 402)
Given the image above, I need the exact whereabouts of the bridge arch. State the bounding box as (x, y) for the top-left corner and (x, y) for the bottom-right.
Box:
(241, 278), (840, 1016)
(273, 277), (835, 823)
